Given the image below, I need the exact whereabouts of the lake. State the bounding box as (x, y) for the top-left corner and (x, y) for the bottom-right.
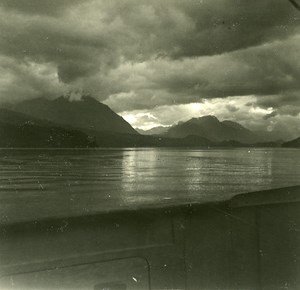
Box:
(0, 148), (299, 224)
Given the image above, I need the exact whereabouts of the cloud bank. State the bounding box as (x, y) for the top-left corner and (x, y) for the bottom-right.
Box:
(0, 0), (299, 134)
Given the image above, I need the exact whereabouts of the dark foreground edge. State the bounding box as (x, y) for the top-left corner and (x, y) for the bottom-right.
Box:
(0, 186), (299, 289)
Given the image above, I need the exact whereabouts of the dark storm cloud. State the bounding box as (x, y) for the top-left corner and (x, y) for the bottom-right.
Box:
(154, 0), (299, 58)
(104, 34), (300, 111)
(0, 7), (114, 83)
(0, 0), (85, 16)
(0, 0), (299, 121)
(255, 93), (300, 109)
(253, 90), (300, 118)
(0, 55), (66, 104)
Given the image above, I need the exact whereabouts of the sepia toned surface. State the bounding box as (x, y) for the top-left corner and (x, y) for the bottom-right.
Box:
(1, 186), (299, 290)
(0, 0), (300, 289)
(0, 148), (299, 224)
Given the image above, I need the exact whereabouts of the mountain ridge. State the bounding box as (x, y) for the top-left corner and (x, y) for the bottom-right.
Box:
(1, 97), (292, 147)
(12, 96), (138, 135)
(0, 108), (97, 148)
(282, 137), (300, 148)
(164, 115), (258, 143)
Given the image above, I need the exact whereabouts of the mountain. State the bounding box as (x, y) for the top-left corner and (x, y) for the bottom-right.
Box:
(0, 107), (51, 126)
(3, 98), (288, 148)
(282, 137), (300, 148)
(3, 100), (214, 148)
(12, 96), (137, 135)
(136, 126), (169, 136)
(254, 130), (288, 143)
(165, 115), (258, 143)
(0, 108), (284, 148)
(0, 109), (96, 148)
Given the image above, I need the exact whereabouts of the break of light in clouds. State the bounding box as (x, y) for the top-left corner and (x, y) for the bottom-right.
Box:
(0, 0), (300, 134)
(120, 96), (272, 129)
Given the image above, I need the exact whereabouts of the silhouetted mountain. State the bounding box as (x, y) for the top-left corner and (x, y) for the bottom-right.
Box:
(2, 104), (213, 148)
(0, 108), (51, 127)
(0, 108), (285, 148)
(165, 115), (258, 143)
(254, 130), (288, 143)
(282, 137), (300, 148)
(0, 109), (96, 148)
(136, 126), (169, 136)
(251, 141), (282, 148)
(12, 96), (137, 135)
(2, 101), (290, 148)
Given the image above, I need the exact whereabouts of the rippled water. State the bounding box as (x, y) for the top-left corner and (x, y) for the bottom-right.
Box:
(0, 148), (299, 223)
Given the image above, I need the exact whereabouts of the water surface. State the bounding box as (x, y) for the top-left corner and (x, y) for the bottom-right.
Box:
(0, 148), (299, 223)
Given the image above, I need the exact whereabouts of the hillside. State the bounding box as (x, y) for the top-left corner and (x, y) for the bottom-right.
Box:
(165, 115), (258, 143)
(0, 109), (96, 148)
(12, 96), (137, 135)
(0, 108), (214, 148)
(1, 104), (288, 148)
(282, 137), (300, 148)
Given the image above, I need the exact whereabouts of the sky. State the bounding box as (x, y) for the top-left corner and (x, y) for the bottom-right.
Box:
(0, 0), (299, 137)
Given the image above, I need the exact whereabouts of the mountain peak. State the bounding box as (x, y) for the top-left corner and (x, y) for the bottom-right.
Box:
(188, 115), (220, 125)
(53, 95), (99, 104)
(81, 95), (98, 103)
(199, 115), (219, 121)
(11, 96), (137, 135)
(165, 115), (257, 143)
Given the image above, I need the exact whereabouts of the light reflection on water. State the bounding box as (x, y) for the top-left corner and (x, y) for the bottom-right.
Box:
(0, 148), (299, 223)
